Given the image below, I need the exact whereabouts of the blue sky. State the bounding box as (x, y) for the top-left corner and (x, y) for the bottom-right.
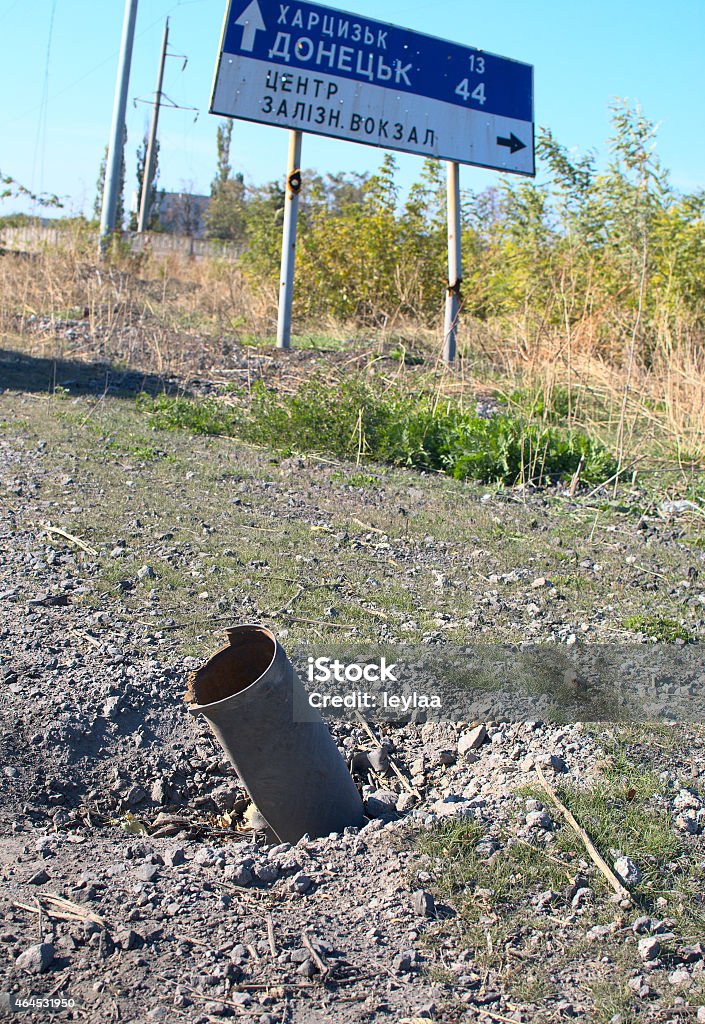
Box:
(1, 0), (703, 217)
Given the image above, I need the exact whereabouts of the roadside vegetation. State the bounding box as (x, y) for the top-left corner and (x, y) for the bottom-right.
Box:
(1, 102), (704, 483)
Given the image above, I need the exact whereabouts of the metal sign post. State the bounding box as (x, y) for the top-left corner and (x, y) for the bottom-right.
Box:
(443, 161), (461, 364)
(211, 0), (534, 352)
(276, 130), (303, 349)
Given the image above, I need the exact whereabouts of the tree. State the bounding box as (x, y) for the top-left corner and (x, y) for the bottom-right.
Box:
(129, 131), (161, 231)
(205, 120), (247, 242)
(93, 126), (127, 228)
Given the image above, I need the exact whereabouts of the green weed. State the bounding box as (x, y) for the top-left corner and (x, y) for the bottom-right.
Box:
(137, 378), (617, 488)
(623, 614), (693, 642)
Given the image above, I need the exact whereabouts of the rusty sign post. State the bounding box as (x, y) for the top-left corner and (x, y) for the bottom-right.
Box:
(276, 130), (303, 349)
(210, 0), (534, 355)
(443, 162), (461, 364)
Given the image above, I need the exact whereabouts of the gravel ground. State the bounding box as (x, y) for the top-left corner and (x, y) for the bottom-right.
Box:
(2, 345), (705, 1023)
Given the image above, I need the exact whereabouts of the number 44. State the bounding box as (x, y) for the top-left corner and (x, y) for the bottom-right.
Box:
(455, 79), (486, 105)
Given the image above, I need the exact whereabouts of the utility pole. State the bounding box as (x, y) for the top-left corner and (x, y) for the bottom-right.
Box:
(99, 0), (139, 251)
(137, 18), (169, 233)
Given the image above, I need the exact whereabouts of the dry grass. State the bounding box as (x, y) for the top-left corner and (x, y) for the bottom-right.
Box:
(1, 229), (704, 467)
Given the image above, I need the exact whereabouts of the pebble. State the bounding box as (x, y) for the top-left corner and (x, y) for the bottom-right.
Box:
(224, 864), (253, 887)
(613, 856), (640, 887)
(638, 936), (661, 961)
(291, 873), (312, 895)
(16, 942), (54, 974)
(525, 810), (553, 830)
(367, 747), (390, 773)
(27, 868), (50, 885)
(458, 724), (487, 754)
(412, 890), (436, 918)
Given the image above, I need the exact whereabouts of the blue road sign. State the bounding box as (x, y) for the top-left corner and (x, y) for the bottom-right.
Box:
(211, 0), (535, 174)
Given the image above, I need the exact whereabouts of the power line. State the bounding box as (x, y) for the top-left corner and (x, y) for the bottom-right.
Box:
(0, 1), (193, 132)
(30, 0), (57, 206)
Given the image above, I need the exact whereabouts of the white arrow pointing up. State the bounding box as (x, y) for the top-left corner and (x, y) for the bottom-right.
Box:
(235, 0), (266, 52)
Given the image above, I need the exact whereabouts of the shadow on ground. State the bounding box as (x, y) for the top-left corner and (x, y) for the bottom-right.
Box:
(0, 347), (185, 399)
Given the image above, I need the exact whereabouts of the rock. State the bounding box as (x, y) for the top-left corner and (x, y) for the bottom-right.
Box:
(412, 890), (436, 918)
(458, 724), (486, 754)
(571, 887), (591, 909)
(392, 950), (419, 974)
(638, 936), (661, 961)
(430, 796), (473, 819)
(16, 942), (54, 974)
(254, 862), (279, 884)
(291, 873), (312, 895)
(614, 856), (640, 887)
(366, 790), (399, 821)
(135, 863), (159, 883)
(27, 868), (50, 885)
(678, 943), (705, 964)
(297, 958), (317, 978)
(525, 810), (553, 830)
(632, 916), (652, 934)
(587, 925), (611, 941)
(151, 780), (168, 804)
(224, 864), (253, 887)
(164, 847), (185, 867)
(697, 1007), (705, 1023)
(137, 565), (156, 580)
(367, 747), (390, 774)
(668, 967), (692, 988)
(114, 929), (141, 951)
(396, 792), (416, 813)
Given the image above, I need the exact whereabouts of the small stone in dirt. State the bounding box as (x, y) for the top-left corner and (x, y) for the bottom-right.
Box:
(135, 863), (159, 883)
(668, 967), (692, 988)
(638, 936), (661, 961)
(458, 724), (486, 754)
(678, 943), (705, 963)
(412, 890), (436, 918)
(115, 929), (141, 951)
(526, 810), (553, 830)
(366, 791), (399, 821)
(297, 957), (317, 978)
(632, 916), (652, 934)
(392, 950), (418, 974)
(368, 747), (390, 773)
(27, 868), (50, 885)
(165, 847), (185, 867)
(291, 872), (312, 895)
(16, 942), (54, 974)
(254, 862), (279, 884)
(137, 565), (156, 580)
(151, 780), (168, 804)
(614, 856), (640, 887)
(697, 1007), (705, 1023)
(224, 864), (253, 887)
(396, 792), (416, 813)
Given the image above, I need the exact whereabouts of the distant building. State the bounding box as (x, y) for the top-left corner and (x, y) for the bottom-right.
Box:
(156, 192), (211, 238)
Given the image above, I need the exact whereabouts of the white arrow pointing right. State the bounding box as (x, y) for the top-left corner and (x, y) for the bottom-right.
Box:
(235, 0), (266, 52)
